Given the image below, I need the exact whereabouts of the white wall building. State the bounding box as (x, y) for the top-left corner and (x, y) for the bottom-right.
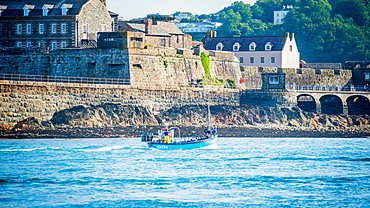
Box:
(175, 21), (221, 33)
(274, 5), (293, 24)
(203, 32), (300, 69)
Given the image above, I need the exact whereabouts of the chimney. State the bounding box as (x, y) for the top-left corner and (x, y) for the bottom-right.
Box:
(285, 32), (289, 39)
(145, 19), (152, 35)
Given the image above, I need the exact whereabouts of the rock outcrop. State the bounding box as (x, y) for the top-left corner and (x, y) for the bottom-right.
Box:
(50, 103), (159, 128)
(2, 103), (370, 138)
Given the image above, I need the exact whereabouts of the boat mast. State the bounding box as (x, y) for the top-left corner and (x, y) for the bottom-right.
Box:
(207, 105), (211, 130)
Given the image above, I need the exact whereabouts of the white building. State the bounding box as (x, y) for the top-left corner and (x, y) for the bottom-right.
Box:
(274, 5), (293, 24)
(175, 21), (221, 33)
(203, 32), (300, 69)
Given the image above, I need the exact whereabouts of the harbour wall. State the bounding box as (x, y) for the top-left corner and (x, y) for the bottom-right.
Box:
(0, 47), (242, 88)
(241, 66), (353, 89)
(0, 81), (240, 126)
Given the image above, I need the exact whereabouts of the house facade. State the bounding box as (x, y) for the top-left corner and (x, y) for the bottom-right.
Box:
(0, 0), (114, 51)
(119, 19), (192, 49)
(273, 5), (293, 24)
(203, 32), (300, 69)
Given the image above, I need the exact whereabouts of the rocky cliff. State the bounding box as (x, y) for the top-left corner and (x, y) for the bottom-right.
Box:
(1, 103), (370, 138)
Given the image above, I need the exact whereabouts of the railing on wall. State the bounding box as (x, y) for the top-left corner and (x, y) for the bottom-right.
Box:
(295, 85), (367, 92)
(0, 73), (131, 85)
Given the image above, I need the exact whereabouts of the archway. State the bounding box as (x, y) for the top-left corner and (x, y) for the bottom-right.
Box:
(297, 94), (316, 112)
(347, 96), (370, 115)
(320, 95), (343, 115)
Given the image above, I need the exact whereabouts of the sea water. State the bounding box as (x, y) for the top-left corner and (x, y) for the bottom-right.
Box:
(0, 137), (369, 207)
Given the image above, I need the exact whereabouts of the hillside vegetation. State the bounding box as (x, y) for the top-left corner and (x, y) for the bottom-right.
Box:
(178, 0), (370, 63)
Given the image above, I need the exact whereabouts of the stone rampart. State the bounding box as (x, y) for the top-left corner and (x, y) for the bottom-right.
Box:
(0, 81), (240, 126)
(241, 66), (352, 89)
(0, 47), (242, 88)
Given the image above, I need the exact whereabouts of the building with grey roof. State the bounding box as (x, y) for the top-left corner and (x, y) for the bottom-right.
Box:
(0, 0), (116, 51)
(203, 32), (300, 68)
(119, 19), (192, 49)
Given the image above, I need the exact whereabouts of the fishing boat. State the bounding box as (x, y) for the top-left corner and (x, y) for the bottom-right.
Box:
(141, 106), (217, 150)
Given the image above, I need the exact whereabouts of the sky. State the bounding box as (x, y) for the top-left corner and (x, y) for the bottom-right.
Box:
(107, 0), (257, 20)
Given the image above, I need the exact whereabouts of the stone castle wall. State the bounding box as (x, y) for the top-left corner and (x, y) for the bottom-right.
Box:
(0, 81), (240, 126)
(0, 47), (242, 88)
(241, 66), (352, 89)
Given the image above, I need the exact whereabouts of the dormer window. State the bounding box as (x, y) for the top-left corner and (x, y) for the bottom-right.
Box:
(0, 5), (7, 17)
(23, 6), (29, 16)
(61, 5), (67, 15)
(249, 42), (256, 51)
(61, 4), (72, 15)
(216, 42), (224, 51)
(43, 4), (53, 16)
(23, 5), (34, 16)
(265, 42), (273, 51)
(43, 5), (48, 16)
(233, 42), (240, 51)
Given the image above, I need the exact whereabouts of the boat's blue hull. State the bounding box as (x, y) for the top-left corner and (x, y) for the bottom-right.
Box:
(147, 136), (217, 150)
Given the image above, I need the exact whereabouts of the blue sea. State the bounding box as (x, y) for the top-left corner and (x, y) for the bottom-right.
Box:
(0, 137), (369, 207)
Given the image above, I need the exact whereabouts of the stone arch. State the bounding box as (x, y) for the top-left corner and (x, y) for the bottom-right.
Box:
(320, 95), (343, 115)
(297, 94), (316, 112)
(347, 95), (370, 115)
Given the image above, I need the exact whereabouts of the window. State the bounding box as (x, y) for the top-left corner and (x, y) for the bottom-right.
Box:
(16, 42), (22, 47)
(239, 57), (244, 63)
(260, 57), (265, 63)
(269, 76), (279, 84)
(52, 24), (57, 33)
(83, 24), (88, 39)
(83, 24), (88, 33)
(160, 39), (165, 47)
(23, 6), (29, 16)
(271, 57), (275, 63)
(249, 42), (256, 51)
(39, 24), (44, 34)
(265, 42), (272, 51)
(17, 24), (22, 34)
(42, 5), (48, 16)
(365, 73), (370, 80)
(250, 57), (254, 64)
(61, 23), (67, 33)
(277, 13), (279, 17)
(51, 41), (57, 50)
(26, 42), (32, 47)
(39, 41), (45, 47)
(61, 4), (67, 15)
(61, 41), (67, 48)
(26, 24), (31, 34)
(290, 45), (293, 51)
(216, 42), (223, 51)
(233, 42), (240, 51)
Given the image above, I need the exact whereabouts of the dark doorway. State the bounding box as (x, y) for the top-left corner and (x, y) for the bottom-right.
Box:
(347, 96), (370, 115)
(297, 94), (316, 112)
(320, 95), (343, 115)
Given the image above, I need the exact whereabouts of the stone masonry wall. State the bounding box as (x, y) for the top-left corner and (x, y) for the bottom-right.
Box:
(0, 49), (131, 79)
(0, 47), (242, 88)
(0, 81), (240, 126)
(241, 66), (352, 89)
(128, 47), (242, 88)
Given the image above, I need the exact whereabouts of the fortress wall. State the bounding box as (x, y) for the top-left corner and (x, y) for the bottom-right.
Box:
(241, 66), (353, 89)
(128, 47), (242, 87)
(0, 47), (242, 88)
(0, 81), (240, 126)
(0, 49), (131, 79)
